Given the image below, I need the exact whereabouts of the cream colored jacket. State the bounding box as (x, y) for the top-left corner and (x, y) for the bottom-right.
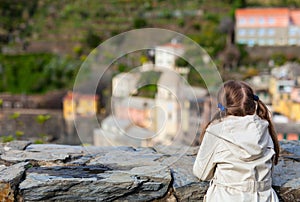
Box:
(193, 115), (279, 202)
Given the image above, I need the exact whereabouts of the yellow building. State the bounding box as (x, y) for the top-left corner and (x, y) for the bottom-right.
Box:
(269, 77), (294, 116)
(269, 78), (300, 122)
(290, 87), (300, 122)
(269, 63), (300, 122)
(269, 77), (277, 97)
(290, 102), (300, 121)
(63, 92), (99, 121)
(272, 93), (291, 118)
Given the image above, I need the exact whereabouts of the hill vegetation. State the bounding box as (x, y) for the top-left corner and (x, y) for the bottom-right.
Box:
(0, 0), (300, 93)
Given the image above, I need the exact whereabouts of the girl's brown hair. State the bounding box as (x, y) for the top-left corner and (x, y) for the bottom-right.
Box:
(200, 80), (280, 165)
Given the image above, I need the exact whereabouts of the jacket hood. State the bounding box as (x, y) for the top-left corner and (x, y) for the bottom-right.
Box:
(206, 114), (274, 161)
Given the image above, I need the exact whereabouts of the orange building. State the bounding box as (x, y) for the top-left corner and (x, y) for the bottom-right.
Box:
(235, 8), (300, 46)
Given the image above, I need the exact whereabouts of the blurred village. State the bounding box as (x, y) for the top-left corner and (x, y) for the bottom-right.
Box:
(1, 1), (300, 146)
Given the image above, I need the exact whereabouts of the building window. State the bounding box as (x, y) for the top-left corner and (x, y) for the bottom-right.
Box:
(238, 29), (246, 36)
(258, 29), (265, 36)
(267, 39), (275, 45)
(289, 27), (298, 36)
(289, 38), (297, 45)
(249, 29), (255, 36)
(268, 17), (275, 25)
(259, 17), (265, 25)
(239, 18), (246, 25)
(258, 39), (265, 45)
(267, 29), (275, 36)
(248, 39), (255, 46)
(249, 17), (255, 24)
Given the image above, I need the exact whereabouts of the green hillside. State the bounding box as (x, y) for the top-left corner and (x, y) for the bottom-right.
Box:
(0, 0), (299, 93)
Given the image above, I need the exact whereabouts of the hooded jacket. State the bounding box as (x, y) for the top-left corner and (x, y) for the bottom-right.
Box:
(193, 114), (279, 202)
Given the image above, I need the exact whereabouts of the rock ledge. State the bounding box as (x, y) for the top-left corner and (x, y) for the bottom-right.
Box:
(0, 140), (299, 201)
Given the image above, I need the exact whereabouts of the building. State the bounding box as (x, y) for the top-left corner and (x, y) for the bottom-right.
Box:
(290, 87), (300, 121)
(289, 10), (300, 45)
(94, 41), (208, 147)
(112, 96), (156, 131)
(269, 63), (300, 122)
(63, 92), (99, 121)
(235, 8), (300, 46)
(155, 41), (185, 68)
(155, 69), (185, 144)
(112, 73), (140, 97)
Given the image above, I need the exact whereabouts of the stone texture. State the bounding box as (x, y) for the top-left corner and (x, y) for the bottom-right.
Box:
(88, 147), (163, 170)
(0, 162), (28, 201)
(1, 150), (70, 163)
(0, 140), (298, 201)
(273, 141), (300, 201)
(20, 165), (171, 201)
(0, 140), (31, 155)
(280, 140), (300, 162)
(167, 155), (208, 201)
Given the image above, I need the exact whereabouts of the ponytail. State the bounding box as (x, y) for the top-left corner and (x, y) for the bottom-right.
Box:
(256, 100), (280, 165)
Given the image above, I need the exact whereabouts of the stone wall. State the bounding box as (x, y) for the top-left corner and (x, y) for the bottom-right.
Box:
(0, 109), (64, 143)
(0, 140), (299, 201)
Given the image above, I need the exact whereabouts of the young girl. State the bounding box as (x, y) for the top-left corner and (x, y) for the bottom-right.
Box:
(193, 80), (279, 202)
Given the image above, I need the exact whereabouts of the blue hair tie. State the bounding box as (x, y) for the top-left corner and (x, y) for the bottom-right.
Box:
(217, 103), (226, 112)
(253, 95), (259, 101)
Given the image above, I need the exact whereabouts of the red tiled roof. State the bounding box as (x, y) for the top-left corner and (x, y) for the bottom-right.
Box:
(160, 43), (184, 49)
(236, 8), (289, 16)
(236, 8), (289, 27)
(290, 10), (300, 26)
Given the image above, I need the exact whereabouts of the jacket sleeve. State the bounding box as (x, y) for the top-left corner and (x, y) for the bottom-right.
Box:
(193, 131), (217, 181)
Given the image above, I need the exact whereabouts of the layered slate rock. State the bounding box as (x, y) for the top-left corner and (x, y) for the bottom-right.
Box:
(19, 150), (171, 201)
(0, 140), (299, 201)
(0, 162), (28, 201)
(154, 145), (209, 201)
(273, 141), (300, 201)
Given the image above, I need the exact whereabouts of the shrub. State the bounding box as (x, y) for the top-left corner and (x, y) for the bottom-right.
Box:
(85, 29), (101, 49)
(133, 18), (148, 28)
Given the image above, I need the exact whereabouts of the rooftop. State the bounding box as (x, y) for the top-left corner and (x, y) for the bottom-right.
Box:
(235, 8), (300, 27)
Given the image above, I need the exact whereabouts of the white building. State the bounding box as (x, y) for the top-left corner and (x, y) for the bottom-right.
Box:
(96, 41), (207, 147)
(155, 41), (185, 69)
(112, 72), (140, 97)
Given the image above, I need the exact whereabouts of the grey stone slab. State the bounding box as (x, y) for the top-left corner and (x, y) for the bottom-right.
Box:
(1, 150), (70, 163)
(26, 144), (85, 154)
(0, 141), (299, 202)
(118, 165), (172, 201)
(273, 157), (300, 201)
(161, 154), (208, 201)
(0, 162), (28, 184)
(0, 141), (31, 155)
(4, 141), (31, 150)
(280, 140), (300, 162)
(20, 165), (171, 201)
(88, 148), (163, 170)
(0, 162), (28, 201)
